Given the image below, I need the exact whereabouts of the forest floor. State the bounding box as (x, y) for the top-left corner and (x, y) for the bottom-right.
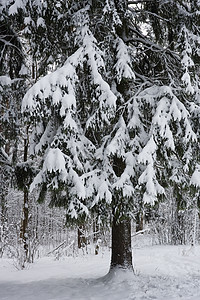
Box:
(1, 240), (200, 300)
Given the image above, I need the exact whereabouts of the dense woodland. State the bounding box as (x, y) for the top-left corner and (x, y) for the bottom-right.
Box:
(0, 0), (200, 271)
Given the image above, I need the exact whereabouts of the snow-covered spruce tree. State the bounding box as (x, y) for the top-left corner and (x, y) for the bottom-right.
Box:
(2, 0), (71, 265)
(22, 0), (200, 271)
(140, 0), (200, 243)
(0, 2), (27, 256)
(8, 0), (71, 79)
(0, 1), (43, 265)
(0, 5), (24, 173)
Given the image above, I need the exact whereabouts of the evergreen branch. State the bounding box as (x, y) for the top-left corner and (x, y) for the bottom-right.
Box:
(133, 71), (153, 84)
(127, 25), (179, 62)
(131, 9), (170, 22)
(126, 26), (164, 52)
(0, 159), (12, 167)
(0, 38), (22, 53)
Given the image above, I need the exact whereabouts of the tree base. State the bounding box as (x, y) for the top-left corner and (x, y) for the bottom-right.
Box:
(102, 266), (134, 284)
(110, 218), (133, 270)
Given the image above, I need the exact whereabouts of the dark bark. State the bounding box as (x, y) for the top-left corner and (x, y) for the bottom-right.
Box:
(136, 212), (144, 232)
(110, 217), (133, 270)
(20, 188), (29, 259)
(93, 218), (100, 255)
(20, 126), (29, 264)
(111, 153), (133, 270)
(78, 225), (86, 249)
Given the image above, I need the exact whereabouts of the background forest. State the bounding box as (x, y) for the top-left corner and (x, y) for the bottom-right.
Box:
(0, 0), (200, 271)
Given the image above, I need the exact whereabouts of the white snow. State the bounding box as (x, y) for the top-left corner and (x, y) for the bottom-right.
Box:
(138, 137), (157, 165)
(114, 37), (135, 83)
(43, 148), (66, 173)
(191, 165), (200, 187)
(37, 17), (46, 28)
(8, 0), (24, 15)
(0, 75), (11, 86)
(1, 243), (200, 300)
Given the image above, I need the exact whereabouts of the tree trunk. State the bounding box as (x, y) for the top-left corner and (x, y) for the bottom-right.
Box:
(136, 211), (144, 232)
(78, 225), (86, 249)
(20, 127), (29, 265)
(110, 217), (133, 270)
(110, 155), (133, 271)
(20, 188), (29, 259)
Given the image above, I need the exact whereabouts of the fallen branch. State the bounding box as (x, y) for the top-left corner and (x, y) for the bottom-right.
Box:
(47, 240), (67, 255)
(47, 240), (75, 256)
(131, 228), (150, 237)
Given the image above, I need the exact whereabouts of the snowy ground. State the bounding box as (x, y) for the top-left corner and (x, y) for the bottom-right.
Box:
(1, 243), (200, 300)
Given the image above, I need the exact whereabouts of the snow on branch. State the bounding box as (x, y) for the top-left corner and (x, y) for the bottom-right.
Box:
(138, 85), (197, 145)
(114, 38), (135, 83)
(43, 148), (66, 173)
(190, 165), (200, 188)
(8, 0), (25, 14)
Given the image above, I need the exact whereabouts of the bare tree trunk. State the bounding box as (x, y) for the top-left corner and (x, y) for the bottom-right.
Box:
(110, 154), (133, 271)
(78, 225), (86, 249)
(20, 126), (29, 265)
(20, 188), (29, 259)
(136, 211), (144, 232)
(110, 217), (133, 270)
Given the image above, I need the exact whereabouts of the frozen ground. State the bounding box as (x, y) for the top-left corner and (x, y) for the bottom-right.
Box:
(1, 243), (200, 300)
